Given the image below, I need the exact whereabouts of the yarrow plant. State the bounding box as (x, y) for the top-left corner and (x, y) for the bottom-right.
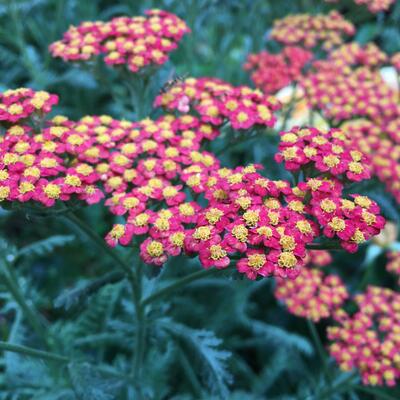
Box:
(1, 3), (399, 399)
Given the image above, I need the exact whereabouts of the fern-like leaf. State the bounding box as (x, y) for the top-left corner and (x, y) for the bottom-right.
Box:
(17, 235), (75, 259)
(160, 319), (232, 399)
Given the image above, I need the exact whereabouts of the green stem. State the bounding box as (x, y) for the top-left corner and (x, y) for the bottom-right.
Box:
(130, 264), (145, 399)
(306, 319), (333, 382)
(142, 268), (218, 307)
(306, 242), (342, 251)
(0, 341), (68, 363)
(62, 212), (132, 275)
(1, 263), (49, 347)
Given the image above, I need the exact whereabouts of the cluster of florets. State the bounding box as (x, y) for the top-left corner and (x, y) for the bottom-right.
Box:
(325, 0), (395, 13)
(302, 64), (399, 124)
(0, 88), (58, 124)
(275, 264), (348, 322)
(275, 127), (372, 182)
(153, 77), (280, 129)
(270, 11), (355, 51)
(243, 47), (313, 94)
(328, 286), (400, 387)
(386, 251), (400, 284)
(320, 43), (388, 72)
(49, 9), (190, 73)
(0, 95), (105, 207)
(298, 178), (384, 252)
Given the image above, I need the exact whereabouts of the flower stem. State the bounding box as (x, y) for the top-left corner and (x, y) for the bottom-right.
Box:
(129, 263), (146, 399)
(141, 267), (218, 307)
(306, 242), (342, 251)
(306, 319), (333, 382)
(0, 341), (68, 363)
(1, 262), (50, 347)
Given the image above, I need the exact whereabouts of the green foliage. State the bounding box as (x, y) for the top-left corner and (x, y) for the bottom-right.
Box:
(1, 0), (400, 399)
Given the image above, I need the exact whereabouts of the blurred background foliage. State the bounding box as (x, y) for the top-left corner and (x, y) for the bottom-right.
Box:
(0, 0), (400, 399)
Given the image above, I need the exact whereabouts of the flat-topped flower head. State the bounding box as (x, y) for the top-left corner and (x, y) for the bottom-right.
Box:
(326, 0), (395, 13)
(270, 11), (355, 51)
(328, 286), (400, 387)
(244, 46), (313, 94)
(154, 77), (280, 129)
(0, 88), (58, 124)
(50, 10), (190, 73)
(275, 267), (348, 321)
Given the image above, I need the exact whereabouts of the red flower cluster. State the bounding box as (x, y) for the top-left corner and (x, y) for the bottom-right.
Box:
(244, 46), (313, 94)
(326, 0), (395, 13)
(0, 93), (104, 207)
(270, 11), (355, 51)
(275, 127), (371, 182)
(0, 88), (58, 124)
(49, 9), (190, 73)
(275, 266), (348, 322)
(328, 286), (400, 387)
(154, 77), (280, 129)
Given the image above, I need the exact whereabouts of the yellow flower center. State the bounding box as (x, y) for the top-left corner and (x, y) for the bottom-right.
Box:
(354, 196), (371, 208)
(320, 199), (336, 213)
(123, 197), (139, 209)
(147, 241), (164, 257)
(296, 220), (312, 234)
(210, 245), (227, 260)
(206, 208), (223, 224)
(279, 235), (296, 251)
(323, 155), (340, 168)
(65, 175), (81, 186)
(0, 186), (10, 200)
(348, 162), (363, 174)
(231, 224), (248, 242)
(278, 252), (297, 268)
(170, 232), (185, 247)
(134, 213), (149, 226)
(44, 184), (60, 199)
(179, 203), (195, 216)
(163, 186), (178, 198)
(110, 224), (125, 239)
(243, 210), (259, 227)
(193, 226), (212, 241)
(328, 217), (346, 232)
(248, 253), (266, 270)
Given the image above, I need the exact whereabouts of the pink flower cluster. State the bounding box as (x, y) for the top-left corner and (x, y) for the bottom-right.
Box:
(244, 46), (313, 94)
(326, 0), (395, 13)
(154, 77), (280, 129)
(275, 266), (348, 322)
(49, 9), (190, 73)
(302, 65), (399, 124)
(298, 178), (385, 252)
(270, 11), (355, 51)
(0, 88), (58, 124)
(328, 286), (400, 386)
(0, 96), (104, 207)
(275, 127), (372, 182)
